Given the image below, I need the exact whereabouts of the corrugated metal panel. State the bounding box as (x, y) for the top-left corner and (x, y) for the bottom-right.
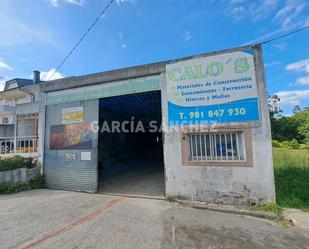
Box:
(44, 99), (98, 193)
(99, 91), (161, 114)
(46, 75), (161, 105)
(45, 167), (97, 192)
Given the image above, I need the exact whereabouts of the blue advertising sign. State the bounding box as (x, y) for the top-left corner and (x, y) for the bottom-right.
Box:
(166, 50), (260, 125)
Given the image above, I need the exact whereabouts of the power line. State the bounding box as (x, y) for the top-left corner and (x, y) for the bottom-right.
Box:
(48, 1), (308, 80)
(48, 0), (115, 80)
(260, 24), (309, 45)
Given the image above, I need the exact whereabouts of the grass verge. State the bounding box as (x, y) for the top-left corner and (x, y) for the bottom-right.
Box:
(0, 177), (45, 194)
(247, 203), (294, 227)
(249, 202), (283, 218)
(273, 148), (309, 211)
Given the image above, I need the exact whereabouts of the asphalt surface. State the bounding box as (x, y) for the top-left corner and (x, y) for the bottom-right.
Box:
(0, 189), (308, 249)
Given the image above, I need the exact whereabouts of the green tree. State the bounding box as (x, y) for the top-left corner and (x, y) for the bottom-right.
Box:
(294, 109), (309, 144)
(293, 105), (302, 114)
(271, 107), (309, 144)
(271, 116), (301, 141)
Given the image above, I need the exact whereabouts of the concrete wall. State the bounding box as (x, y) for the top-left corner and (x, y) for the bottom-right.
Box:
(15, 101), (39, 115)
(0, 167), (41, 184)
(162, 46), (276, 205)
(44, 100), (99, 192)
(22, 84), (41, 102)
(37, 92), (46, 169)
(16, 95), (32, 104)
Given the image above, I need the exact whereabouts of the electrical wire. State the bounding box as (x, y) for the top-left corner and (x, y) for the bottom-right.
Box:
(260, 24), (309, 45)
(48, 1), (308, 80)
(48, 0), (115, 80)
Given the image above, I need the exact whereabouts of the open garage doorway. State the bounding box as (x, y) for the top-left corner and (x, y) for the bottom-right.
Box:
(97, 91), (165, 197)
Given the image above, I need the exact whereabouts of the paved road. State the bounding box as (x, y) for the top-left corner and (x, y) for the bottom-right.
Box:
(0, 189), (308, 249)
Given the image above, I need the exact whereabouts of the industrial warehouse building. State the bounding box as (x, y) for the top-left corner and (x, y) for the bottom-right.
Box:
(38, 45), (276, 205)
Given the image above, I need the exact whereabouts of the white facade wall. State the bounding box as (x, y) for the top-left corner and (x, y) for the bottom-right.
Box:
(161, 74), (276, 204)
(0, 113), (14, 124)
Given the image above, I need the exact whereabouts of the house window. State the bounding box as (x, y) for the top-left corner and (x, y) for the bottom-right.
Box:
(188, 132), (245, 161)
(2, 117), (9, 124)
(17, 113), (38, 138)
(7, 82), (18, 90)
(181, 126), (253, 167)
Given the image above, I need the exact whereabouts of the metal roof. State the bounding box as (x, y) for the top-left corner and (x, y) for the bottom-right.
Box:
(100, 91), (161, 115)
(4, 78), (34, 91)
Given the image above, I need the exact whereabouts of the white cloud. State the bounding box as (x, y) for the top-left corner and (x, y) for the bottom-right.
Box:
(293, 75), (309, 86)
(276, 89), (309, 106)
(273, 42), (287, 52)
(66, 0), (85, 5)
(49, 0), (59, 6)
(224, 0), (306, 30)
(224, 0), (279, 22)
(286, 59), (309, 86)
(115, 0), (136, 4)
(118, 31), (124, 41)
(0, 58), (12, 70)
(40, 68), (64, 81)
(250, 0), (278, 21)
(48, 0), (85, 7)
(265, 61), (281, 67)
(230, 6), (246, 21)
(0, 76), (5, 91)
(0, 13), (54, 47)
(118, 31), (127, 48)
(182, 30), (192, 41)
(274, 0), (305, 29)
(286, 59), (309, 73)
(233, 0), (306, 45)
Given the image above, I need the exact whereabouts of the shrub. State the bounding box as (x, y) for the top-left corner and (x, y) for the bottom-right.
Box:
(0, 177), (45, 194)
(300, 144), (309, 150)
(288, 138), (300, 149)
(280, 141), (289, 148)
(272, 140), (282, 148)
(0, 156), (36, 172)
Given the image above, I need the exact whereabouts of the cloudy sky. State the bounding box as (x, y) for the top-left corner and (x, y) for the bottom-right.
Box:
(0, 0), (308, 114)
